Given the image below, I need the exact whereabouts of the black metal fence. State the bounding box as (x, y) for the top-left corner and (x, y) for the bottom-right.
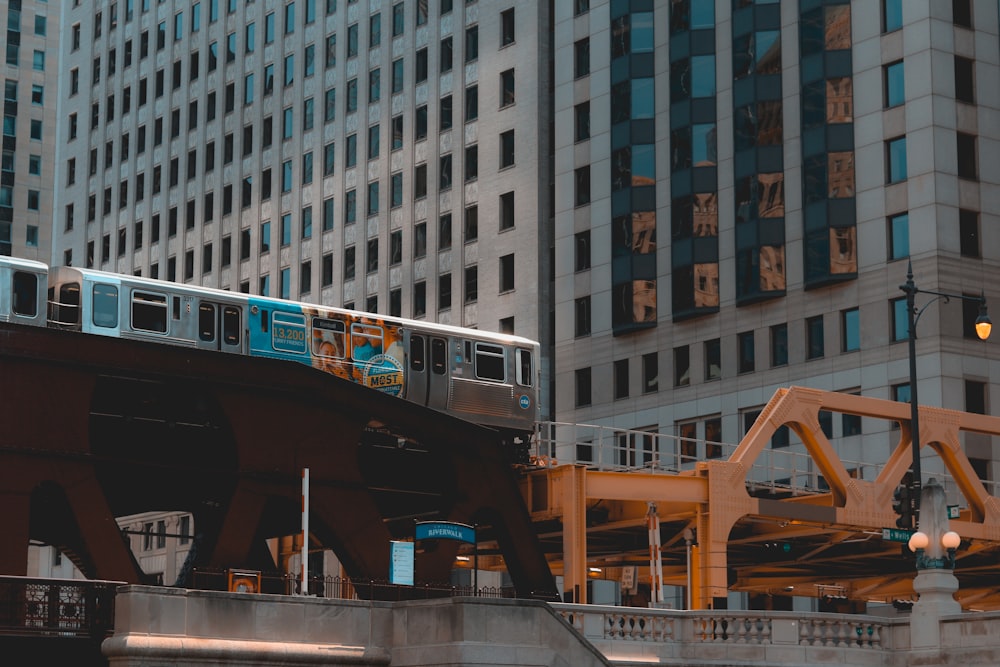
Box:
(0, 576), (120, 639)
(190, 568), (517, 601)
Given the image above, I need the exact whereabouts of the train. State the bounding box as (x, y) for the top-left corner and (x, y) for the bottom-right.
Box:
(0, 256), (540, 443)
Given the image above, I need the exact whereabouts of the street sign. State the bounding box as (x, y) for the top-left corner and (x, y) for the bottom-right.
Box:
(948, 505), (961, 519)
(882, 527), (914, 543)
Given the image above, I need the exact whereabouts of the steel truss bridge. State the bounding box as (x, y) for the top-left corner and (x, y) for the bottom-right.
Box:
(524, 387), (1000, 610)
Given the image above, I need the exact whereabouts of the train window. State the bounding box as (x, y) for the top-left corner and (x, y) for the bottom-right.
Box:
(351, 323), (384, 362)
(312, 317), (346, 358)
(132, 291), (168, 333)
(172, 296), (181, 320)
(223, 307), (241, 345)
(52, 283), (81, 325)
(431, 337), (447, 375)
(410, 334), (425, 371)
(515, 348), (533, 387)
(199, 303), (216, 341)
(92, 284), (119, 328)
(474, 342), (506, 382)
(12, 271), (38, 317)
(271, 311), (307, 353)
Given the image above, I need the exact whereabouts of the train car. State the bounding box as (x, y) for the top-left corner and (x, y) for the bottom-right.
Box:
(46, 266), (248, 353)
(38, 263), (540, 438)
(246, 295), (540, 437)
(0, 256), (48, 327)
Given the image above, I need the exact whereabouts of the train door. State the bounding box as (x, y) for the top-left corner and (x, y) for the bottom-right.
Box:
(81, 277), (122, 337)
(405, 333), (428, 404)
(196, 300), (244, 353)
(425, 336), (451, 411)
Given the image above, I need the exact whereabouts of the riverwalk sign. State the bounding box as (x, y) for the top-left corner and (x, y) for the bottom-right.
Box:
(415, 521), (479, 593)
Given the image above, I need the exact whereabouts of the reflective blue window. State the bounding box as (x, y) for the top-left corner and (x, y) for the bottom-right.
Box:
(631, 78), (655, 118)
(889, 212), (909, 260)
(887, 137), (907, 183)
(690, 56), (715, 98)
(885, 61), (904, 107)
(692, 124), (716, 166)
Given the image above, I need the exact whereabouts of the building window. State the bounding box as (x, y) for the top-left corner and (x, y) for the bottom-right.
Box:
(499, 191), (515, 231)
(959, 209), (980, 258)
(501, 8), (515, 46)
(464, 265), (477, 303)
(464, 205), (477, 242)
(842, 307), (860, 352)
(465, 25), (478, 62)
(500, 69), (515, 107)
(575, 231), (590, 271)
(955, 56), (974, 103)
(965, 379), (987, 414)
(704, 338), (721, 381)
(575, 296), (591, 337)
(439, 273), (452, 310)
(439, 213), (452, 249)
(441, 36), (453, 72)
(499, 129), (514, 168)
(889, 212), (909, 260)
(738, 331), (754, 374)
(806, 315), (825, 359)
(575, 166), (590, 206)
(884, 61), (904, 108)
(886, 136), (907, 183)
(883, 0), (902, 32)
(499, 254), (514, 292)
(465, 85), (478, 122)
(674, 345), (690, 387)
(575, 368), (592, 407)
(574, 38), (589, 78)
(413, 222), (426, 258)
(614, 359), (629, 400)
(957, 132), (977, 180)
(465, 145), (478, 181)
(953, 0), (972, 28)
(575, 102), (590, 142)
(642, 352), (658, 394)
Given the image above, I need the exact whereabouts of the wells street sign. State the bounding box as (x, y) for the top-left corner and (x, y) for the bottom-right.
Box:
(882, 528), (914, 543)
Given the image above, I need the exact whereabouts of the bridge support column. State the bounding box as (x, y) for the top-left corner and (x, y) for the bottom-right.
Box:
(554, 466), (587, 604)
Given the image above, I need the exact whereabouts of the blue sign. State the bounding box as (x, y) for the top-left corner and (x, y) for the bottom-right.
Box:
(415, 521), (476, 544)
(389, 541), (414, 586)
(519, 395), (531, 410)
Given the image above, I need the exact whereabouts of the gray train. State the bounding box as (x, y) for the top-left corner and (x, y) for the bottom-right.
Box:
(1, 257), (540, 443)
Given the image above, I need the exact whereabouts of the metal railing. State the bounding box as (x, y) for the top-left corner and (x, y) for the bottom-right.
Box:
(0, 576), (121, 639)
(190, 569), (517, 601)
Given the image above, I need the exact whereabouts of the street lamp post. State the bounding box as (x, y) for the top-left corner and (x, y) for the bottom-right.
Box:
(898, 263), (991, 528)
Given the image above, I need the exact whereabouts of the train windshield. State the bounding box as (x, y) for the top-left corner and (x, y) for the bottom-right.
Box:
(515, 348), (533, 387)
(49, 282), (80, 326)
(92, 284), (119, 328)
(474, 343), (505, 382)
(11, 272), (38, 317)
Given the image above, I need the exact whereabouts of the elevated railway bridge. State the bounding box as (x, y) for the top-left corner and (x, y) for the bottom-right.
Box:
(3, 322), (1000, 611)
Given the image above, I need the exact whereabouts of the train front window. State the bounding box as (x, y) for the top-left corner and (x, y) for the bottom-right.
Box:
(132, 291), (168, 333)
(410, 334), (425, 371)
(11, 271), (38, 317)
(223, 307), (241, 345)
(199, 303), (216, 341)
(312, 317), (346, 357)
(92, 284), (119, 328)
(474, 342), (505, 382)
(515, 348), (533, 387)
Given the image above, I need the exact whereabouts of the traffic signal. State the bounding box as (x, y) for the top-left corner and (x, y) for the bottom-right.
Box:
(893, 484), (912, 529)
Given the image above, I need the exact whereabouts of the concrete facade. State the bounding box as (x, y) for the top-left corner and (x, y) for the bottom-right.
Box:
(101, 586), (1000, 667)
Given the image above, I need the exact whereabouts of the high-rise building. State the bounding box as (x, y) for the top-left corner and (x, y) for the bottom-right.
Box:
(56, 0), (1000, 484)
(550, 0), (999, 483)
(1, 0), (60, 260)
